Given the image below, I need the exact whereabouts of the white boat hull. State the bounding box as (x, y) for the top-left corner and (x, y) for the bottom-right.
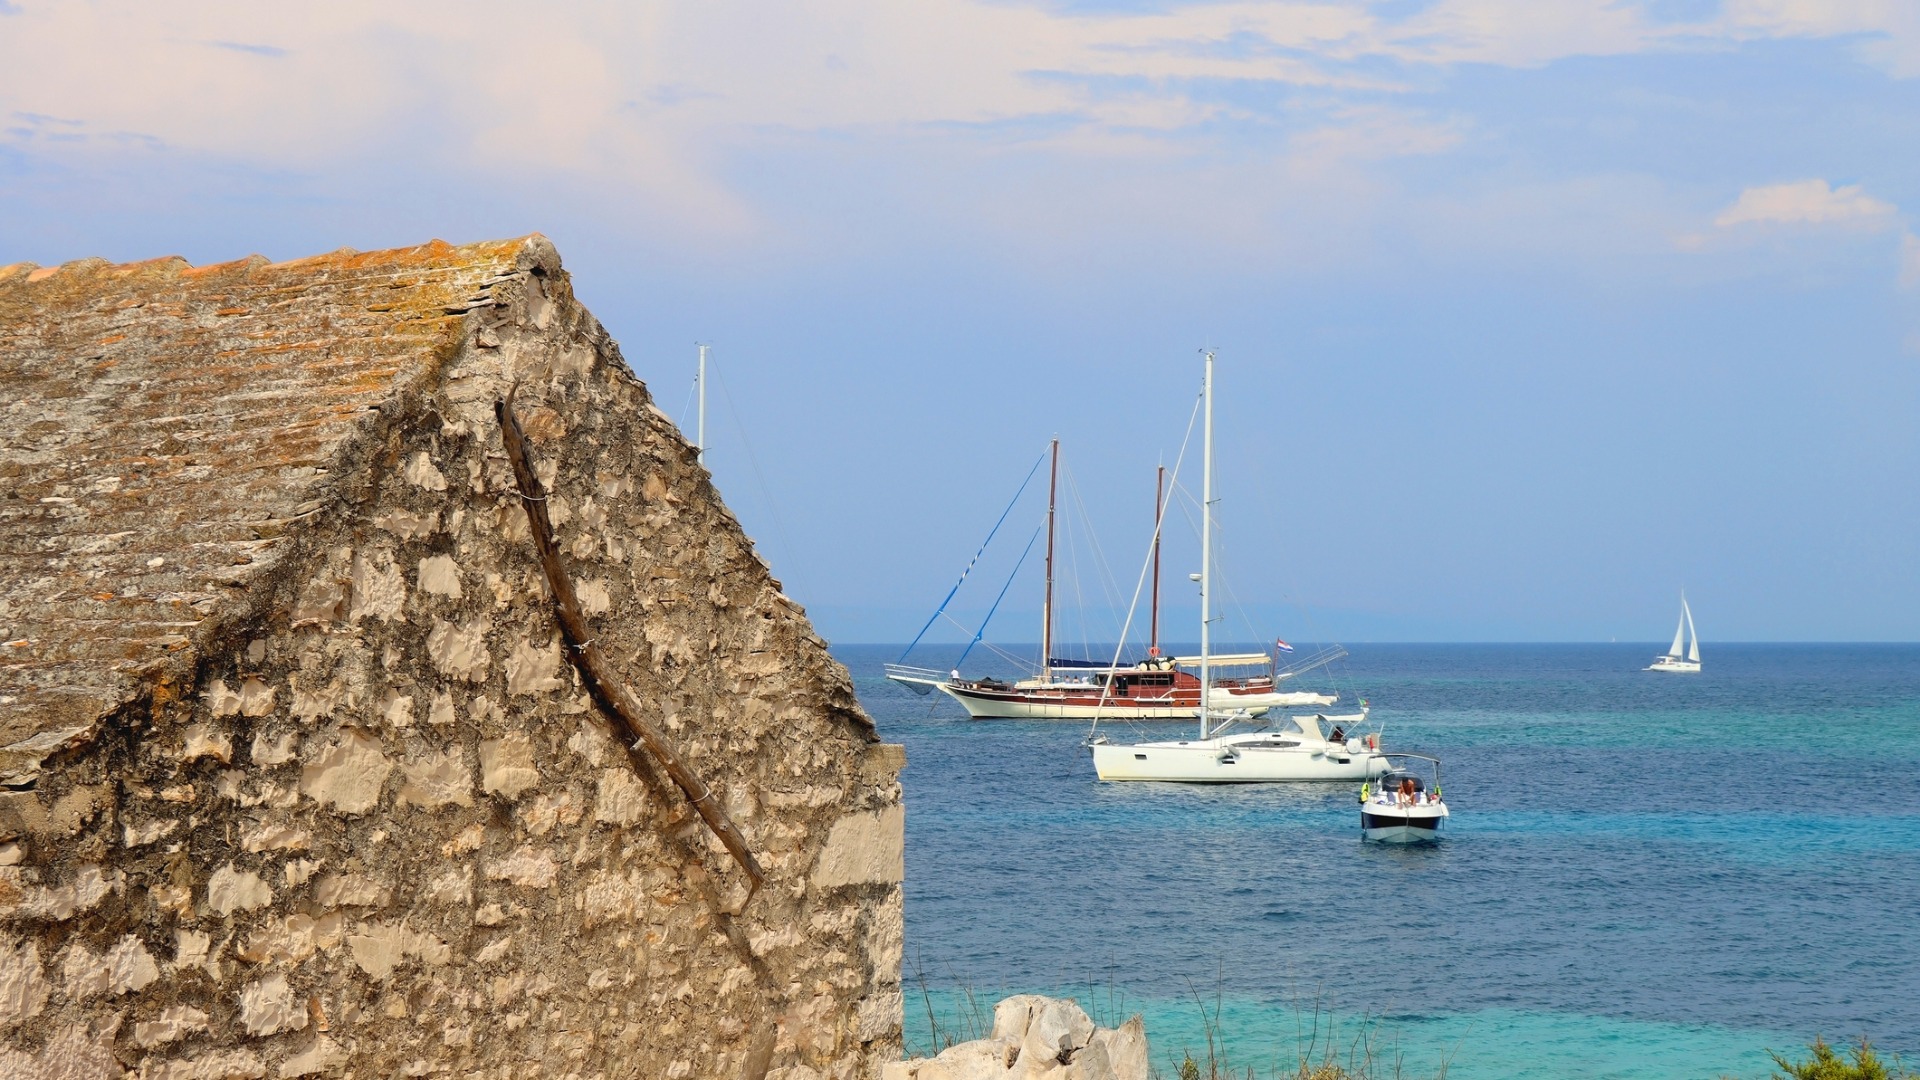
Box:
(1360, 802), (1448, 843)
(1092, 738), (1390, 782)
(1645, 657), (1700, 673)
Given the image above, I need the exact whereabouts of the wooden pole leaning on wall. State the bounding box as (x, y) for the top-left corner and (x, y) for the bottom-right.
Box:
(496, 388), (766, 898)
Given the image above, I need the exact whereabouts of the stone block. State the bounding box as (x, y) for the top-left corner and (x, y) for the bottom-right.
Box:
(134, 1005), (210, 1048)
(396, 747), (474, 810)
(593, 768), (647, 826)
(486, 846), (557, 889)
(299, 730), (392, 815)
(0, 939), (49, 1027)
(427, 617), (492, 682)
(182, 724), (234, 764)
(480, 732), (540, 800)
(812, 805), (905, 889)
(505, 638), (566, 696)
(418, 554), (464, 598)
(206, 865), (273, 917)
(237, 972), (306, 1036)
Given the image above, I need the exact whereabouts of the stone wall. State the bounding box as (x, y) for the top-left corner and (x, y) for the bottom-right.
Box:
(0, 239), (903, 1079)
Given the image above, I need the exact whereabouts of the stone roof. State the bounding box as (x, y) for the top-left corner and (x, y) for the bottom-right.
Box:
(0, 235), (559, 776)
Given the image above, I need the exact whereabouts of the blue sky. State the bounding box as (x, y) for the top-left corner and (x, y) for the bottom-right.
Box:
(3, 1), (1915, 642)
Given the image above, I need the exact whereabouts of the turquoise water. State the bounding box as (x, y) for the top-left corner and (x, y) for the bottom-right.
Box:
(838, 643), (1920, 1078)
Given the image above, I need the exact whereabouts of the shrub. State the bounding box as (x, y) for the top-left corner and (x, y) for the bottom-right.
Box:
(1769, 1037), (1914, 1080)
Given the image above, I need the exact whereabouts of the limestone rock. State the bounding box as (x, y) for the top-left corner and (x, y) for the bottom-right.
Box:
(888, 996), (1147, 1080)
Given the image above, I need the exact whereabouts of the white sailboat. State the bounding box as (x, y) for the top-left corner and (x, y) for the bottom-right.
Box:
(1088, 350), (1391, 783)
(1646, 593), (1701, 673)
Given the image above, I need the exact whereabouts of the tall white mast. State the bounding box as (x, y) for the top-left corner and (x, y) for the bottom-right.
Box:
(1198, 349), (1215, 739)
(695, 343), (708, 466)
(1042, 438), (1058, 683)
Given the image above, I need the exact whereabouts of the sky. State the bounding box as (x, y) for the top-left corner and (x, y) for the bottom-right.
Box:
(3, 1), (1916, 643)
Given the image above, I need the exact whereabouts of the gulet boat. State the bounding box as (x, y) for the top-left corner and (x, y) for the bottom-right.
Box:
(888, 441), (1334, 719)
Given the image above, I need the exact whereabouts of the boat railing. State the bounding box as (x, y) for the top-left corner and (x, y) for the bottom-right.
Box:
(884, 663), (951, 684)
(1276, 645), (1348, 680)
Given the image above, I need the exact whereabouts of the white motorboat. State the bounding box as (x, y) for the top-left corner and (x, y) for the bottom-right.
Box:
(1646, 592), (1701, 673)
(1360, 754), (1449, 843)
(1088, 349), (1389, 783)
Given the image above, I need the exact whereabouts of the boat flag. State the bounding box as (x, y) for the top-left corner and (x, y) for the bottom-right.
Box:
(1275, 638), (1294, 653)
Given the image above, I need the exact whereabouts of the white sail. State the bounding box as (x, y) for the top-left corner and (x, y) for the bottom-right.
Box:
(1684, 597), (1699, 663)
(1667, 607), (1686, 658)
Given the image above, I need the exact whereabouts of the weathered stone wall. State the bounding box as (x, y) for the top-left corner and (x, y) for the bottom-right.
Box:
(0, 241), (903, 1079)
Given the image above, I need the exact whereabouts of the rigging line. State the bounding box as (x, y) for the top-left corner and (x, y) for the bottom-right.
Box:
(1055, 466), (1115, 664)
(707, 351), (802, 585)
(955, 519), (1046, 672)
(977, 639), (1032, 670)
(1088, 386), (1204, 741)
(898, 444), (1051, 663)
(677, 372), (698, 448)
(1169, 478), (1348, 703)
(1058, 458), (1127, 650)
(975, 634), (1036, 668)
(933, 603), (1041, 672)
(1053, 461), (1089, 663)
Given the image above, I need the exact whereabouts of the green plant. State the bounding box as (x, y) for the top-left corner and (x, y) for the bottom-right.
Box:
(1769, 1037), (1915, 1080)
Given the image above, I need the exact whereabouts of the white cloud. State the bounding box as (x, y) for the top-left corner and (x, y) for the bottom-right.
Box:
(1, 0), (1916, 275)
(1712, 180), (1899, 229)
(1721, 0), (1920, 78)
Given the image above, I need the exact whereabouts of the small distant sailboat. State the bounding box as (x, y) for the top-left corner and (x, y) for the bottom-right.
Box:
(1646, 592), (1701, 673)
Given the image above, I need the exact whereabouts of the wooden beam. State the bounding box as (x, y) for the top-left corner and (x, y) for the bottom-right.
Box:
(495, 388), (766, 896)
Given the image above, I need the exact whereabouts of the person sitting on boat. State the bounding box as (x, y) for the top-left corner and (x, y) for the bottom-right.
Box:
(1329, 724), (1345, 743)
(1397, 777), (1415, 806)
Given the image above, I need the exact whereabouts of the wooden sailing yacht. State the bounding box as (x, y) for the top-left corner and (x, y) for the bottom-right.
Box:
(886, 440), (1335, 719)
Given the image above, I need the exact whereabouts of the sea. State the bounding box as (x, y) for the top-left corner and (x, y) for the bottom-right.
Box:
(831, 642), (1920, 1080)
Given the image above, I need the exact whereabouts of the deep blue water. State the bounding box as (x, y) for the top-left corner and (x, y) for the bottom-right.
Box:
(835, 643), (1920, 1079)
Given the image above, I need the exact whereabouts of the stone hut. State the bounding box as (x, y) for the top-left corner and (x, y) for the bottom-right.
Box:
(0, 236), (904, 1079)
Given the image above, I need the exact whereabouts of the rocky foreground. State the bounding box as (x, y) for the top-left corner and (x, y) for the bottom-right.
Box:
(883, 995), (1148, 1080)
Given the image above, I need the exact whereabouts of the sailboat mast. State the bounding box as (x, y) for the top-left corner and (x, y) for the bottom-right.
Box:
(695, 343), (708, 466)
(1042, 438), (1058, 682)
(1199, 351), (1214, 739)
(1151, 464), (1164, 656)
